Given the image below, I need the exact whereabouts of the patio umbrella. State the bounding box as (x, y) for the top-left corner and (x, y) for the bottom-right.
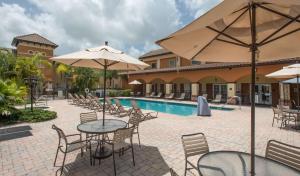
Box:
(129, 80), (142, 85)
(266, 63), (300, 109)
(51, 42), (149, 125)
(157, 0), (300, 175)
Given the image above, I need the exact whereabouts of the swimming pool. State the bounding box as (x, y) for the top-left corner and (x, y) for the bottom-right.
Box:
(113, 98), (233, 116)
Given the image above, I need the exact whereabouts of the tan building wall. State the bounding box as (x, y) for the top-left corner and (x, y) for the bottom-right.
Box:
(128, 64), (283, 84)
(180, 58), (192, 66)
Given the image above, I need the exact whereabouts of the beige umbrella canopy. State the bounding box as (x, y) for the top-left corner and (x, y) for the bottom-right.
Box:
(51, 42), (149, 125)
(267, 64), (300, 108)
(129, 80), (142, 85)
(157, 0), (300, 175)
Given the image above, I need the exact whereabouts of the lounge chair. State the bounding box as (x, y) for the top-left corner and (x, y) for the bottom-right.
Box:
(181, 133), (209, 176)
(175, 93), (185, 100)
(130, 100), (158, 121)
(202, 93), (208, 99)
(165, 93), (174, 99)
(89, 99), (104, 112)
(114, 99), (130, 117)
(266, 140), (300, 171)
(136, 92), (141, 96)
(105, 97), (117, 114)
(212, 94), (222, 103)
(146, 92), (155, 98)
(153, 92), (163, 98)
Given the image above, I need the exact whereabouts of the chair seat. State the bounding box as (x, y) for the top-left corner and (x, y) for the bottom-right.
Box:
(67, 140), (87, 152)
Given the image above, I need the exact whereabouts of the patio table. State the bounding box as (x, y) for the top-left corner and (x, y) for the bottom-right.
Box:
(77, 119), (127, 164)
(198, 151), (300, 176)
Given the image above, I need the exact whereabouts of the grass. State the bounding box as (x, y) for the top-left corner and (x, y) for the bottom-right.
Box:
(0, 108), (57, 125)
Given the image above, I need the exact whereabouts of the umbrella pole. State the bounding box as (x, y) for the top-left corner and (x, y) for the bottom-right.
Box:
(102, 61), (107, 126)
(297, 75), (299, 111)
(250, 3), (257, 176)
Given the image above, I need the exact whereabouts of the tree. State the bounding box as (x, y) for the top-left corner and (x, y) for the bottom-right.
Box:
(73, 67), (99, 92)
(100, 70), (119, 88)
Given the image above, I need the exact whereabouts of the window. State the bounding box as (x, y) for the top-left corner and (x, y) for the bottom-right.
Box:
(151, 63), (157, 69)
(28, 50), (34, 54)
(168, 59), (176, 68)
(192, 60), (201, 65)
(42, 52), (46, 56)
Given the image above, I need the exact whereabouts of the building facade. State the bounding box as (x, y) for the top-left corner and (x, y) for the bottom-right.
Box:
(126, 48), (300, 107)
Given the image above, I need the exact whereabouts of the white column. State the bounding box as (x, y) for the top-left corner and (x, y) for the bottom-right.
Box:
(146, 83), (152, 96)
(165, 83), (172, 95)
(227, 83), (236, 97)
(157, 59), (160, 69)
(191, 83), (199, 101)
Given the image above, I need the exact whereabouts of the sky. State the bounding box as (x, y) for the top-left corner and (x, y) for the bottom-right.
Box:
(0, 0), (221, 57)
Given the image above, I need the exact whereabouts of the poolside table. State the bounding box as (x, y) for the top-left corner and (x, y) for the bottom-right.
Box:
(77, 119), (127, 164)
(198, 151), (300, 176)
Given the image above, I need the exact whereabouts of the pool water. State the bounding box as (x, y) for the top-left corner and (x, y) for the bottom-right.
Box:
(113, 99), (233, 116)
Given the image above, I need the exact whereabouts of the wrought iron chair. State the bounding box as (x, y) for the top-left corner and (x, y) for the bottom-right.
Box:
(105, 126), (135, 176)
(128, 112), (143, 147)
(181, 133), (209, 176)
(52, 124), (91, 176)
(277, 105), (294, 129)
(170, 168), (180, 176)
(266, 140), (300, 171)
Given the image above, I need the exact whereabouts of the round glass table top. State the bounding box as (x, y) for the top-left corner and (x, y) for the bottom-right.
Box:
(77, 119), (127, 134)
(198, 151), (300, 176)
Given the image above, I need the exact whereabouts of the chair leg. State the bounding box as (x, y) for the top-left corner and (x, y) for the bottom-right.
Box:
(272, 118), (274, 127)
(60, 152), (67, 176)
(137, 127), (141, 148)
(112, 151), (116, 176)
(54, 147), (60, 167)
(131, 144), (135, 166)
(184, 159), (187, 176)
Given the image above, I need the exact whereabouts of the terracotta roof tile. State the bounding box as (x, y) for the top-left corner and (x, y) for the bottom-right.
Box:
(11, 33), (58, 48)
(139, 48), (172, 59)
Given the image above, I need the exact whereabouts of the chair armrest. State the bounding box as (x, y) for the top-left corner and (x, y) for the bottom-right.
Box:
(65, 133), (81, 137)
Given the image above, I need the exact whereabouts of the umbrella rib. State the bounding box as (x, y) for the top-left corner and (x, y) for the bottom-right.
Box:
(258, 14), (300, 45)
(191, 8), (249, 60)
(257, 4), (300, 23)
(92, 59), (104, 67)
(70, 59), (81, 66)
(216, 38), (249, 47)
(260, 27), (300, 46)
(107, 61), (119, 67)
(206, 26), (249, 46)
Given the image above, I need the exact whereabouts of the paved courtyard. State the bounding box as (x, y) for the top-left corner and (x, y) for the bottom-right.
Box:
(0, 99), (299, 176)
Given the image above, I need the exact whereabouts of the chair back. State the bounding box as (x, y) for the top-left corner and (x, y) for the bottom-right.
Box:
(113, 127), (134, 144)
(202, 94), (208, 99)
(114, 99), (122, 107)
(169, 93), (174, 98)
(52, 124), (68, 145)
(80, 111), (97, 124)
(180, 93), (185, 99)
(169, 168), (179, 176)
(74, 93), (80, 99)
(215, 94), (222, 100)
(266, 140), (300, 171)
(131, 100), (140, 110)
(105, 97), (113, 105)
(68, 93), (74, 99)
(272, 107), (280, 115)
(181, 133), (209, 158)
(157, 92), (162, 97)
(128, 112), (142, 126)
(150, 92), (155, 96)
(79, 95), (85, 99)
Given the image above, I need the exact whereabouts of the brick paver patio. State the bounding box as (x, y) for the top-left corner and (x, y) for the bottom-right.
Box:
(0, 99), (299, 176)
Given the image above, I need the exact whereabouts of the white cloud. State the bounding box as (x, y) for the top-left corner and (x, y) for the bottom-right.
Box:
(181, 0), (221, 18)
(0, 0), (181, 57)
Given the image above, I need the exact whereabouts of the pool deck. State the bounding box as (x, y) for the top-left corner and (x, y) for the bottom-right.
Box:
(0, 99), (299, 176)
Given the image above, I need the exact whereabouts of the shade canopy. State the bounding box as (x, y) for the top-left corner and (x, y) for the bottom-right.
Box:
(282, 77), (300, 84)
(129, 80), (142, 85)
(157, 0), (300, 62)
(266, 64), (300, 78)
(51, 45), (149, 70)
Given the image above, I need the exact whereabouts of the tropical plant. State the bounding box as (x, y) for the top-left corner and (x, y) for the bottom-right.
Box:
(0, 79), (27, 117)
(73, 67), (99, 92)
(100, 70), (119, 88)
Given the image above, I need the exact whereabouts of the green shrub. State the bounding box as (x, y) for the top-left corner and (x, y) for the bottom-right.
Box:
(19, 109), (57, 122)
(0, 108), (57, 124)
(122, 89), (131, 97)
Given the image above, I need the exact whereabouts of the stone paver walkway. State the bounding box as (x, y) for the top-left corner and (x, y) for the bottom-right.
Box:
(0, 99), (299, 176)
